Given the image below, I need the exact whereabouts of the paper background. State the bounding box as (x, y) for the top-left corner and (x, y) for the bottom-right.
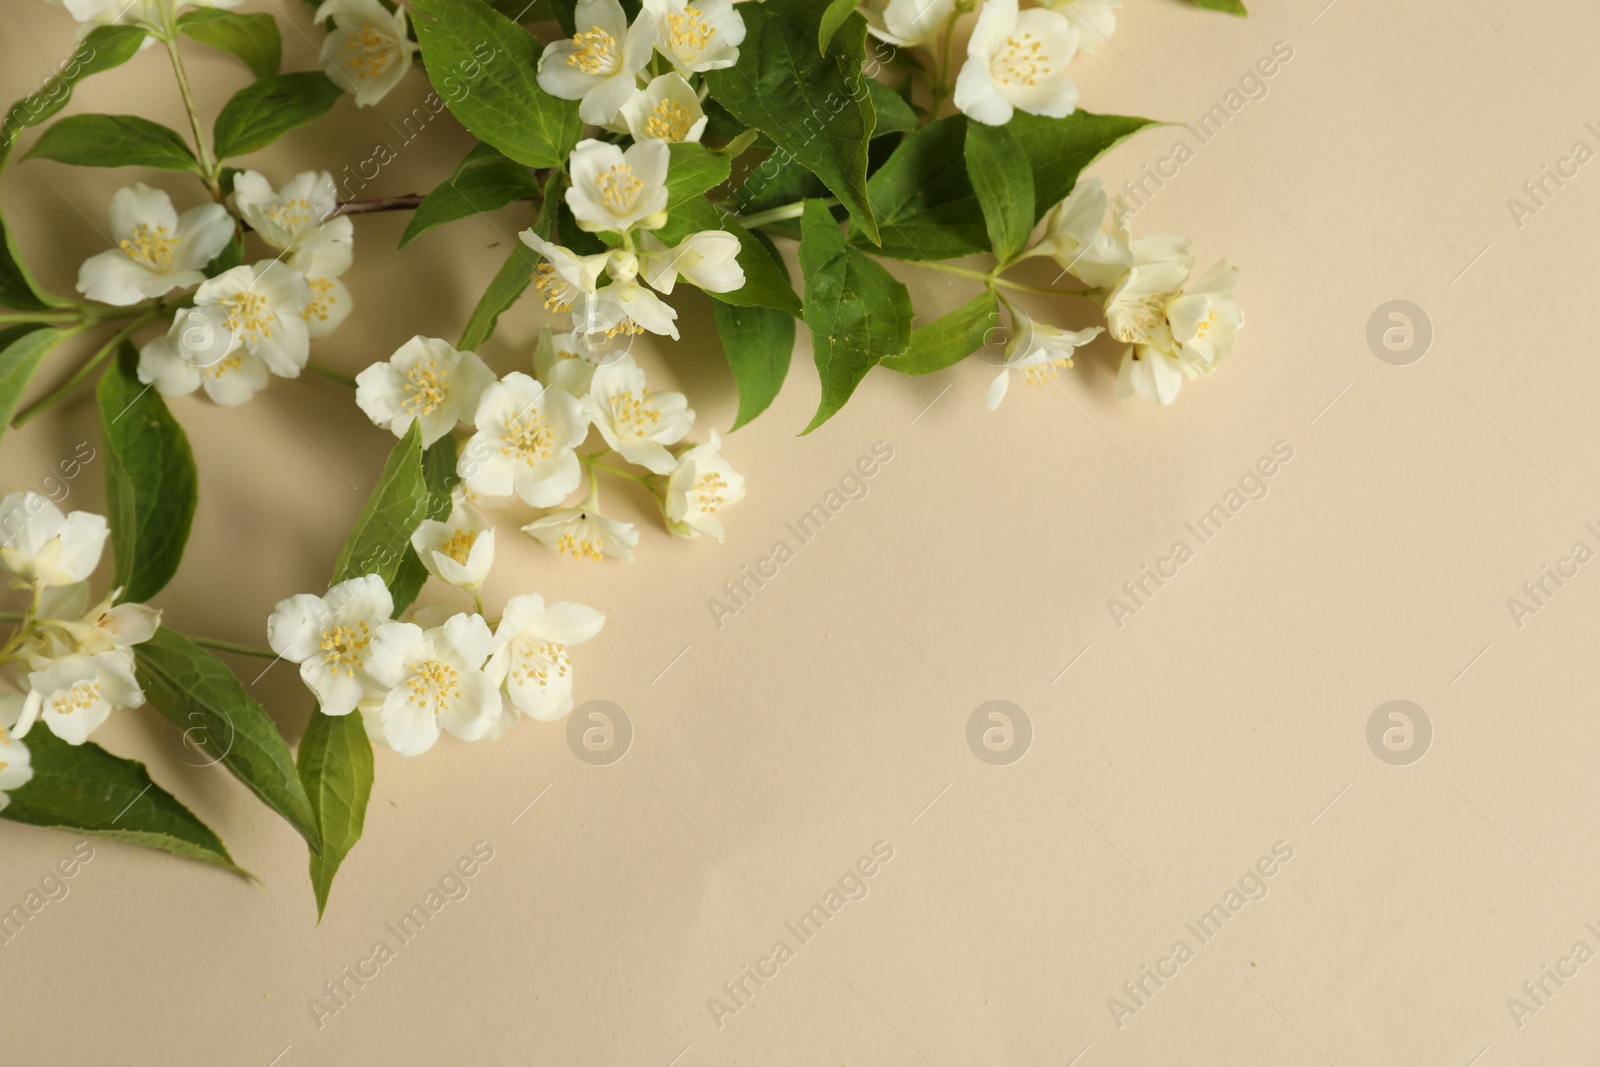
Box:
(4, 1), (1599, 1064)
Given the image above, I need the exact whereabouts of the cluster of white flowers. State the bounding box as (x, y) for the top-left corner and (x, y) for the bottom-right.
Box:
(862, 0), (1120, 126)
(537, 0), (741, 139)
(0, 493), (161, 748)
(1018, 179), (1242, 405)
(267, 575), (603, 757)
(74, 171), (354, 406)
(314, 0), (420, 107)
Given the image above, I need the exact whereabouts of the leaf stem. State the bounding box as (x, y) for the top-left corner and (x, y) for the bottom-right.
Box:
(160, 9), (222, 199)
(305, 360), (358, 388)
(11, 312), (156, 428)
(187, 635), (279, 659)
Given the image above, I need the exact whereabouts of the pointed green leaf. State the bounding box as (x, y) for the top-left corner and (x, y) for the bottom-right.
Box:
(707, 0), (880, 243)
(97, 343), (197, 604)
(178, 10), (282, 78)
(213, 72), (343, 160)
(666, 142), (732, 209)
(882, 292), (999, 375)
(0, 326), (69, 442)
(333, 423), (429, 592)
(297, 708), (374, 919)
(0, 215), (57, 310)
(866, 79), (918, 136)
(400, 146), (540, 248)
(1, 26), (148, 168)
(714, 283), (796, 431)
(859, 115), (987, 261)
(389, 435), (460, 614)
(965, 121), (1034, 262)
(409, 0), (582, 169)
(136, 627), (319, 846)
(27, 114), (199, 171)
(1006, 111), (1158, 223)
(2, 729), (245, 876)
(798, 199), (910, 433)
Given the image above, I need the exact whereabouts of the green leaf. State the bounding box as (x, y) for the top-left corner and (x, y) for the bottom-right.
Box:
(657, 197), (801, 316)
(178, 9), (282, 78)
(136, 627), (319, 846)
(858, 115), (987, 261)
(964, 121), (1034, 263)
(389, 435), (459, 614)
(97, 343), (197, 604)
(213, 72), (343, 160)
(332, 423), (429, 593)
(1194, 0), (1248, 14)
(27, 114), (198, 171)
(297, 708), (374, 920)
(882, 292), (998, 375)
(867, 79), (918, 136)
(409, 0), (582, 169)
(458, 170), (561, 350)
(0, 26), (148, 168)
(707, 0), (880, 244)
(0, 215), (55, 310)
(400, 145), (539, 248)
(0, 326), (68, 441)
(2, 730), (245, 875)
(715, 300), (795, 431)
(818, 0), (859, 54)
(666, 142), (732, 209)
(1006, 110), (1158, 223)
(798, 199), (910, 433)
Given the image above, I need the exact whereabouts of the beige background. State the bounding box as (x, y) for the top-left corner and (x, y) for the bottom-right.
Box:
(4, 0), (1599, 1063)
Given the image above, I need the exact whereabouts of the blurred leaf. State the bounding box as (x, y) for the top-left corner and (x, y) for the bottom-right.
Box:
(213, 72), (343, 159)
(27, 114), (198, 171)
(0, 326), (68, 443)
(178, 9), (282, 78)
(0, 26), (148, 168)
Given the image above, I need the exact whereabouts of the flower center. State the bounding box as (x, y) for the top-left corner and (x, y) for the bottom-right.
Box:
(1193, 309), (1217, 340)
(1024, 358), (1072, 387)
(49, 681), (102, 717)
(205, 353), (245, 379)
(405, 660), (461, 712)
(266, 197), (317, 236)
(502, 411), (553, 464)
(1112, 294), (1169, 344)
(555, 522), (605, 561)
(567, 27), (619, 76)
(303, 276), (338, 325)
(595, 163), (643, 214)
(693, 471), (728, 512)
(346, 25), (396, 80)
(441, 529), (476, 565)
(535, 264), (575, 312)
(221, 290), (273, 341)
(646, 98), (694, 141)
(667, 6), (716, 57)
(994, 33), (1050, 87)
(320, 622), (372, 677)
(607, 390), (661, 438)
(119, 223), (177, 271)
(401, 359), (446, 417)
(511, 638), (570, 686)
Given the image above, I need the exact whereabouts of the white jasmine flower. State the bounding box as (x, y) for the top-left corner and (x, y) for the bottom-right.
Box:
(584, 356), (694, 474)
(1104, 259), (1187, 348)
(537, 0), (654, 124)
(0, 493), (108, 588)
(665, 430), (744, 540)
(356, 336), (496, 447)
(232, 170), (353, 279)
(954, 0), (1080, 126)
(193, 262), (313, 378)
(410, 503), (495, 590)
(520, 231), (608, 313)
(1044, 0), (1118, 51)
(522, 507), (639, 562)
(988, 311), (1103, 409)
(639, 230), (744, 294)
(48, 0), (241, 35)
(0, 721), (32, 814)
(76, 184), (234, 306)
(641, 0), (745, 73)
(315, 0), (418, 107)
(267, 574), (394, 716)
(364, 612), (501, 756)
(34, 587), (161, 661)
(581, 280), (680, 340)
(137, 308), (269, 407)
(1026, 179), (1124, 287)
(1116, 347), (1185, 406)
(484, 594), (604, 728)
(302, 273), (353, 339)
(565, 138), (670, 233)
(859, 0), (956, 47)
(458, 372), (589, 506)
(534, 328), (605, 397)
(1167, 260), (1243, 373)
(619, 73), (708, 143)
(15, 652), (143, 746)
